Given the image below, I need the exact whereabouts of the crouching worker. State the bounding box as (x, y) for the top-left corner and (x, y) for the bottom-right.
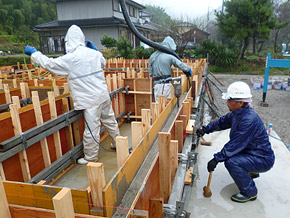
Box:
(196, 81), (275, 203)
(24, 24), (120, 165)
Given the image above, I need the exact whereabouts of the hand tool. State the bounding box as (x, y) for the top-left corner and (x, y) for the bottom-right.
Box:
(203, 171), (213, 197)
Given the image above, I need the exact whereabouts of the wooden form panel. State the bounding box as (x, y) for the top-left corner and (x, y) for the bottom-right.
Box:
(0, 94), (83, 182)
(102, 97), (176, 217)
(3, 181), (90, 215)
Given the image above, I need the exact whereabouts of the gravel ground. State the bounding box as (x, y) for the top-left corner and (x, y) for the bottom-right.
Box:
(204, 74), (290, 149)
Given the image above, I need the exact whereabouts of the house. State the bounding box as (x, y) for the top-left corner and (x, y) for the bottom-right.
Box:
(34, 0), (158, 54)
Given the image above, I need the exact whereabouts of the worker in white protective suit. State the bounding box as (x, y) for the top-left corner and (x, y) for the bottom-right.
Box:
(24, 24), (120, 165)
(148, 36), (192, 103)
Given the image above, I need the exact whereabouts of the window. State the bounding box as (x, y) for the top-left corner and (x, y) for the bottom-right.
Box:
(113, 0), (121, 12)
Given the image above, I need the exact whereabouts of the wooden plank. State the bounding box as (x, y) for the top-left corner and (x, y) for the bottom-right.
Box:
(158, 132), (171, 203)
(4, 84), (11, 103)
(87, 162), (106, 216)
(32, 91), (51, 167)
(12, 96), (20, 110)
(9, 103), (31, 182)
(0, 178), (11, 218)
(131, 121), (143, 150)
(185, 167), (193, 185)
(182, 101), (190, 122)
(118, 73), (125, 113)
(170, 140), (178, 185)
(151, 102), (160, 124)
(112, 74), (119, 116)
(116, 136), (129, 168)
(0, 163), (6, 180)
(141, 109), (151, 136)
(48, 92), (62, 159)
(149, 197), (163, 218)
(52, 188), (75, 218)
(9, 204), (101, 218)
(186, 119), (195, 134)
(62, 98), (74, 150)
(20, 82), (27, 99)
(175, 120), (184, 153)
(159, 95), (165, 112)
(129, 209), (148, 218)
(103, 97), (176, 217)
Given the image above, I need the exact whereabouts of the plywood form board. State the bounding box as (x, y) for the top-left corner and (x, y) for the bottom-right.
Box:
(102, 97), (176, 217)
(0, 94), (83, 182)
(133, 156), (160, 212)
(3, 181), (90, 215)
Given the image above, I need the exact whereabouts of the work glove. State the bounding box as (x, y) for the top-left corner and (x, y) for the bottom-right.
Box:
(24, 45), (37, 56)
(207, 158), (218, 172)
(85, 40), (98, 51)
(196, 128), (205, 137)
(188, 68), (193, 76)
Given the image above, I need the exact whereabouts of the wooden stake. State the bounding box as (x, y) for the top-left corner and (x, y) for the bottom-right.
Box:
(159, 95), (165, 112)
(48, 92), (62, 159)
(0, 178), (11, 218)
(32, 91), (51, 167)
(62, 98), (74, 150)
(158, 132), (171, 203)
(112, 74), (119, 116)
(131, 121), (143, 150)
(52, 188), (75, 218)
(3, 84), (11, 104)
(141, 109), (151, 135)
(116, 136), (129, 168)
(9, 103), (31, 182)
(151, 102), (160, 124)
(149, 197), (163, 218)
(87, 162), (106, 216)
(170, 140), (178, 184)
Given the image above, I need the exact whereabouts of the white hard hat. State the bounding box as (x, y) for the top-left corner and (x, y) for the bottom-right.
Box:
(222, 81), (252, 100)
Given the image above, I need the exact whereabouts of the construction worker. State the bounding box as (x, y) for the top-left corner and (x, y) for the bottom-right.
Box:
(24, 24), (120, 165)
(148, 36), (192, 103)
(196, 81), (275, 203)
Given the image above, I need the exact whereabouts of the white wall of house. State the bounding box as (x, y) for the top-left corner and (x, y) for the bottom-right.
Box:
(56, 0), (112, 20)
(83, 26), (119, 49)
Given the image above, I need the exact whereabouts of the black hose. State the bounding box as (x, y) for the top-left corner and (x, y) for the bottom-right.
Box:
(120, 0), (191, 88)
(120, 0), (181, 61)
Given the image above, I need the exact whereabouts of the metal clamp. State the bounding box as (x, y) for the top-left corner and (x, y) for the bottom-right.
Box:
(64, 112), (70, 126)
(20, 133), (27, 150)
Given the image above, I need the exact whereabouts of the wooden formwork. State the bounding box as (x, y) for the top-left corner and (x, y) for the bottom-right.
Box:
(0, 58), (206, 218)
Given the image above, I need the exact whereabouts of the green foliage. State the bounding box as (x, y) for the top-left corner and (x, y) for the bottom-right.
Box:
(0, 55), (30, 66)
(101, 34), (117, 48)
(116, 35), (133, 59)
(101, 48), (119, 59)
(133, 46), (154, 59)
(194, 39), (239, 67)
(0, 0), (56, 49)
(216, 0), (276, 57)
(144, 5), (172, 28)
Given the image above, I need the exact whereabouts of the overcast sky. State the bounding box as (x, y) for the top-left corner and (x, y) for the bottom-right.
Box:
(134, 0), (224, 18)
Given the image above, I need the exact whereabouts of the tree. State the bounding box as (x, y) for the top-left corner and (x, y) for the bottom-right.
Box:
(216, 0), (275, 58)
(272, 1), (290, 53)
(144, 5), (172, 28)
(101, 34), (117, 48)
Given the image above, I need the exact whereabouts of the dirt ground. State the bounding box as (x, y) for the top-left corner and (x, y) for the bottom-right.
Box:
(205, 74), (290, 150)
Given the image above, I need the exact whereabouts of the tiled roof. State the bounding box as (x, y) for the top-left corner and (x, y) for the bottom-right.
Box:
(34, 17), (155, 31)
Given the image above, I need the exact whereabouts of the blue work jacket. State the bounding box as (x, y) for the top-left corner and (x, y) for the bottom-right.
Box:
(203, 106), (275, 163)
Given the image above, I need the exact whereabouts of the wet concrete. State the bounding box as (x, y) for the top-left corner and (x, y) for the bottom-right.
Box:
(187, 128), (290, 218)
(53, 122), (132, 190)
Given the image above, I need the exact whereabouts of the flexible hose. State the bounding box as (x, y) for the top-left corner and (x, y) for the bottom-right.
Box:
(120, 0), (181, 60)
(120, 0), (191, 88)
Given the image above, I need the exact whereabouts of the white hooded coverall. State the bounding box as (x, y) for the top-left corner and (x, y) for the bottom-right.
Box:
(31, 25), (120, 161)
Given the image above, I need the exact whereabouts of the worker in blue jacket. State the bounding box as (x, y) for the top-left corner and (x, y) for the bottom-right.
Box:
(196, 81), (275, 203)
